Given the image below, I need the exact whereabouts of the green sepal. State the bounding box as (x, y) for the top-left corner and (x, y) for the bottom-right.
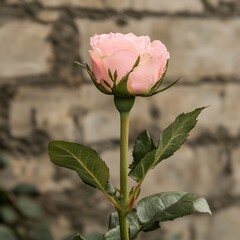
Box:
(112, 56), (140, 97)
(75, 62), (111, 95)
(152, 77), (181, 95)
(76, 58), (174, 98)
(136, 192), (211, 226)
(130, 130), (156, 169)
(140, 60), (171, 97)
(114, 96), (135, 113)
(129, 107), (205, 182)
(48, 141), (110, 192)
(147, 60), (169, 95)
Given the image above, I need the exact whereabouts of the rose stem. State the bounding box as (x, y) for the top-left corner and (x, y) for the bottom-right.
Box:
(114, 96), (135, 240)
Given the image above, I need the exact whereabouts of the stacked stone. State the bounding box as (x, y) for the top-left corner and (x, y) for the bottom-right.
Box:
(0, 0), (240, 239)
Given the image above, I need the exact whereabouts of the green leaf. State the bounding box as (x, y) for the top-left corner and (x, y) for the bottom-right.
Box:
(29, 221), (54, 240)
(129, 108), (205, 182)
(15, 197), (43, 219)
(0, 206), (19, 224)
(85, 232), (103, 240)
(63, 234), (77, 240)
(155, 107), (205, 161)
(104, 227), (120, 240)
(108, 212), (119, 230)
(140, 221), (160, 233)
(167, 234), (182, 240)
(0, 155), (8, 169)
(0, 188), (9, 203)
(130, 130), (156, 169)
(0, 225), (17, 240)
(127, 210), (141, 239)
(129, 150), (156, 182)
(48, 141), (109, 191)
(127, 209), (160, 236)
(107, 210), (157, 240)
(12, 183), (40, 196)
(71, 234), (87, 240)
(136, 192), (211, 226)
(107, 212), (139, 240)
(106, 182), (116, 197)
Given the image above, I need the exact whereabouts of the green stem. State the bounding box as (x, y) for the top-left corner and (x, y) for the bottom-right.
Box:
(119, 111), (130, 240)
(114, 96), (135, 240)
(120, 111), (130, 208)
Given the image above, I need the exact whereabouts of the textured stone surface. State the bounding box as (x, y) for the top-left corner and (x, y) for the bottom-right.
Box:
(10, 86), (81, 139)
(9, 85), (117, 141)
(161, 216), (193, 240)
(40, 0), (129, 9)
(37, 10), (61, 23)
(101, 144), (226, 198)
(9, 85), (155, 142)
(221, 84), (240, 136)
(101, 147), (136, 188)
(10, 83), (240, 142)
(151, 84), (240, 137)
(5, 154), (56, 192)
(0, 21), (52, 78)
(1, 2), (240, 240)
(40, 0), (103, 7)
(231, 147), (240, 195)
(82, 110), (119, 143)
(193, 216), (212, 240)
(131, 0), (204, 12)
(4, 153), (84, 194)
(50, 215), (73, 240)
(207, 0), (219, 7)
(7, 0), (34, 3)
(209, 207), (240, 240)
(138, 145), (225, 198)
(76, 18), (240, 81)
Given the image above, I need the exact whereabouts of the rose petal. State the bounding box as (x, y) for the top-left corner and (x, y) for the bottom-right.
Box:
(101, 48), (139, 83)
(89, 33), (170, 96)
(128, 54), (160, 94)
(89, 49), (112, 91)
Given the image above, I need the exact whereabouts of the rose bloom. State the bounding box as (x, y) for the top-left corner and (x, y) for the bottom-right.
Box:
(87, 33), (170, 97)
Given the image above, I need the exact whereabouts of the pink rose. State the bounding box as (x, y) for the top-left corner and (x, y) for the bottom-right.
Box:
(79, 33), (171, 97)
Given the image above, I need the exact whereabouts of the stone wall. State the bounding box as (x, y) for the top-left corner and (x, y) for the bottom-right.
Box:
(0, 0), (240, 239)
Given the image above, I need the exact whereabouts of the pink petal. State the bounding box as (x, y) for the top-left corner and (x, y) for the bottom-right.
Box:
(128, 44), (169, 94)
(89, 49), (112, 91)
(101, 48), (139, 84)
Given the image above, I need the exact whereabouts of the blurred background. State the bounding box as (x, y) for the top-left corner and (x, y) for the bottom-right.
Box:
(0, 0), (240, 239)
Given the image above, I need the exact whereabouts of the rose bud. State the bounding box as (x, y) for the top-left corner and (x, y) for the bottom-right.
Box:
(77, 33), (176, 97)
